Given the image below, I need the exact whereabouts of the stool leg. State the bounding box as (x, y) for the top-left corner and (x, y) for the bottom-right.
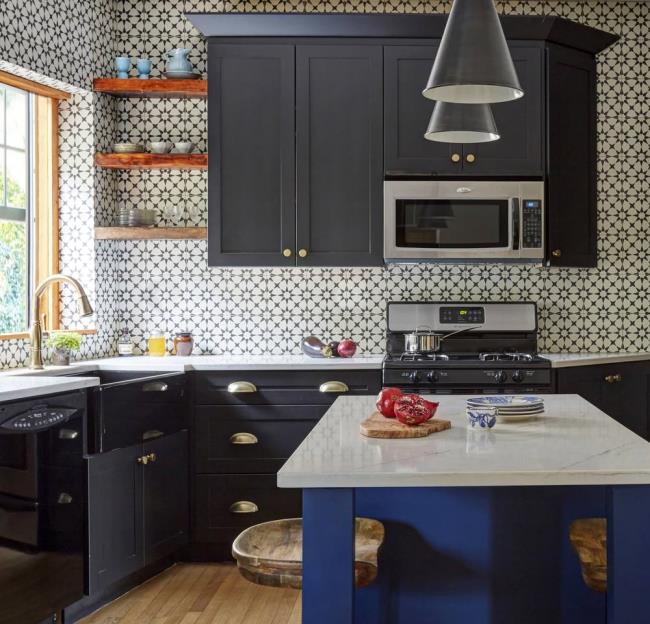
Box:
(303, 488), (355, 624)
(607, 485), (650, 623)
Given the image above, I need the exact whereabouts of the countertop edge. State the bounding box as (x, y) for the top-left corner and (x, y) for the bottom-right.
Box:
(543, 353), (650, 368)
(0, 377), (100, 403)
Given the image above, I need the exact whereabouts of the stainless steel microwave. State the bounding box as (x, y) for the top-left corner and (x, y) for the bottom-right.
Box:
(384, 180), (545, 263)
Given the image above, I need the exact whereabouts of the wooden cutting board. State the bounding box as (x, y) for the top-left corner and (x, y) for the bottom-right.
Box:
(360, 411), (451, 439)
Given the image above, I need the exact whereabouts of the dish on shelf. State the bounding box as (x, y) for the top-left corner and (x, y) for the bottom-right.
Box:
(164, 71), (201, 80)
(113, 142), (145, 153)
(117, 208), (157, 227)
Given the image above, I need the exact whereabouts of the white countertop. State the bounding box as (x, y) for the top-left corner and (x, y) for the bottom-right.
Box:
(278, 394), (650, 488)
(0, 375), (99, 403)
(541, 352), (650, 368)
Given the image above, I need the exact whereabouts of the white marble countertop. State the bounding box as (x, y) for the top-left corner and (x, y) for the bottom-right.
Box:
(0, 375), (99, 403)
(541, 352), (650, 368)
(278, 394), (650, 488)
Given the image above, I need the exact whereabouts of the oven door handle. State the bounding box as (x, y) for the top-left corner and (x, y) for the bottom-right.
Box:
(0, 493), (38, 513)
(511, 198), (520, 251)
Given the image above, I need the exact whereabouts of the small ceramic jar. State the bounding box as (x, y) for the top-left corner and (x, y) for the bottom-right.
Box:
(173, 332), (194, 356)
(466, 406), (497, 429)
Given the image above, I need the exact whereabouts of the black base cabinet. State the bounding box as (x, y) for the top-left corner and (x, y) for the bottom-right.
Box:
(555, 362), (650, 440)
(190, 369), (381, 560)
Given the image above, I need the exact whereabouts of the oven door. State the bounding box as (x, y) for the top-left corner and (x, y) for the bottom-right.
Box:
(384, 180), (540, 262)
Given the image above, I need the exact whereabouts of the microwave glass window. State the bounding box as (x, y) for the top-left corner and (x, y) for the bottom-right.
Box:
(395, 200), (509, 248)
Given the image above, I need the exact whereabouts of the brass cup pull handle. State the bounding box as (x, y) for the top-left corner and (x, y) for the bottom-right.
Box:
(227, 381), (258, 394)
(283, 248), (292, 257)
(551, 249), (562, 258)
(605, 374), (623, 383)
(229, 500), (259, 514)
(466, 153), (476, 163)
(59, 428), (79, 440)
(142, 381), (168, 392)
(319, 381), (350, 393)
(230, 432), (259, 445)
(451, 153), (461, 163)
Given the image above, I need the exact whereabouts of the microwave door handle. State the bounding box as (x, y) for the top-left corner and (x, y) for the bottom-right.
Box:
(511, 198), (520, 251)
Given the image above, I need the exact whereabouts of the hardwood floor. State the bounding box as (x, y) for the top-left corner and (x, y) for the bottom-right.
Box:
(77, 563), (302, 624)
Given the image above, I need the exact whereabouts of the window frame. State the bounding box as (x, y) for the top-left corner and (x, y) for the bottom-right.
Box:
(0, 71), (79, 340)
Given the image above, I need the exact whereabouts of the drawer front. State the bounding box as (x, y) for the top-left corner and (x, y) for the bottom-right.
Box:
(193, 370), (381, 405)
(194, 405), (323, 473)
(193, 474), (302, 540)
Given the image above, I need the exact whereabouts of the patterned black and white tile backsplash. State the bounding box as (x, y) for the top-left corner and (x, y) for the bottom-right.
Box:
(1, 0), (650, 367)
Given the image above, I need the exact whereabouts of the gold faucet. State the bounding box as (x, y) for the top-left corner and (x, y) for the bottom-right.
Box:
(29, 274), (94, 370)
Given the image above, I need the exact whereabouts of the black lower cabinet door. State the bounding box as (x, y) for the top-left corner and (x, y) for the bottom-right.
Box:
(546, 44), (597, 267)
(556, 363), (649, 439)
(295, 44), (383, 266)
(383, 45), (461, 175)
(143, 431), (190, 563)
(207, 43), (296, 266)
(87, 445), (143, 595)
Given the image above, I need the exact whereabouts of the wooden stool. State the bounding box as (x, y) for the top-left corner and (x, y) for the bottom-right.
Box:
(232, 517), (384, 589)
(569, 518), (607, 592)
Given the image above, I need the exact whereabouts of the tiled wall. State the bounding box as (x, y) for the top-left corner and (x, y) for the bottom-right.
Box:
(112, 1), (650, 356)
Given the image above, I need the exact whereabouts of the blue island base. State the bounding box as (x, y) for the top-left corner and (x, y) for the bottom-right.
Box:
(302, 486), (650, 624)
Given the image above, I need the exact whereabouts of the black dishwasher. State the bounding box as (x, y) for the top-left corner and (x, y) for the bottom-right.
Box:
(0, 390), (86, 624)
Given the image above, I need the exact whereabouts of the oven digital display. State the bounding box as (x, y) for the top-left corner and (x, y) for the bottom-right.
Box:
(440, 307), (485, 324)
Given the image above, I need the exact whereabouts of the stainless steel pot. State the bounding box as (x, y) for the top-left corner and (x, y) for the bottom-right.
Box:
(404, 325), (480, 354)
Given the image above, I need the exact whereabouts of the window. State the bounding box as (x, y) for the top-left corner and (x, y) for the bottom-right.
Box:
(0, 71), (68, 338)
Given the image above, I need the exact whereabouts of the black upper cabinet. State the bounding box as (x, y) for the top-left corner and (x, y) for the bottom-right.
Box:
(295, 45), (383, 266)
(546, 44), (597, 267)
(208, 44), (296, 266)
(384, 44), (543, 176)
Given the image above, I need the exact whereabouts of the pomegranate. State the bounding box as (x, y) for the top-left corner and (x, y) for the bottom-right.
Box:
(375, 387), (403, 418)
(394, 394), (434, 426)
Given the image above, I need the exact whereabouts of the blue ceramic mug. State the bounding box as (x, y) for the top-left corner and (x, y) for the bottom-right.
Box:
(115, 56), (130, 79)
(136, 58), (152, 79)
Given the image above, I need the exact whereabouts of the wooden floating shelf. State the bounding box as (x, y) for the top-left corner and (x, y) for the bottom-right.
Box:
(95, 227), (207, 240)
(95, 153), (208, 170)
(93, 78), (207, 98)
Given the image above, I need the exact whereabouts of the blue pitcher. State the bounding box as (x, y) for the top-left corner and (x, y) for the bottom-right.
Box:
(166, 49), (194, 73)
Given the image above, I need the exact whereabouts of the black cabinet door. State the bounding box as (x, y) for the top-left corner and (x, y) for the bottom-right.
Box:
(207, 43), (296, 266)
(384, 45), (461, 175)
(87, 445), (143, 595)
(463, 46), (543, 175)
(556, 363), (649, 439)
(546, 44), (597, 267)
(143, 431), (189, 563)
(295, 45), (383, 266)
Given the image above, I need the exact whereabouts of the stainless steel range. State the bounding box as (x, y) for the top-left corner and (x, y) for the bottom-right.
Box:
(383, 302), (552, 394)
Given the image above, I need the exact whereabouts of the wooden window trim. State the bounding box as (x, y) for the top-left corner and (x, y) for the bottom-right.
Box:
(0, 70), (70, 100)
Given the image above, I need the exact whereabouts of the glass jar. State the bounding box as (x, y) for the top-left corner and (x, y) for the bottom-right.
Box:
(147, 330), (166, 357)
(173, 332), (194, 356)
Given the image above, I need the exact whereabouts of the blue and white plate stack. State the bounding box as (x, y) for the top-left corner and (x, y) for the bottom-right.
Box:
(466, 395), (545, 421)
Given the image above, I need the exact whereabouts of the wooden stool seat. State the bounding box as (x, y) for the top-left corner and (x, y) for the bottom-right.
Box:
(232, 517), (384, 589)
(569, 517), (607, 592)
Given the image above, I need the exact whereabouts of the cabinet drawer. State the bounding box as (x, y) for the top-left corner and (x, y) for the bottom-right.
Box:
(193, 475), (301, 541)
(194, 405), (322, 473)
(193, 370), (381, 405)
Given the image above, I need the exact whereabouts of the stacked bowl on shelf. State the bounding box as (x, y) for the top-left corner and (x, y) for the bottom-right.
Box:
(117, 208), (157, 227)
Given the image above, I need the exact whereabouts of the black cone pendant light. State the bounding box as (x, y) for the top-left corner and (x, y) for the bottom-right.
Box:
(424, 102), (499, 143)
(423, 0), (523, 104)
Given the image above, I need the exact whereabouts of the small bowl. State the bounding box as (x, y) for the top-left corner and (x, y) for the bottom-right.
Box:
(174, 141), (194, 154)
(113, 143), (144, 153)
(149, 141), (172, 154)
(467, 407), (497, 429)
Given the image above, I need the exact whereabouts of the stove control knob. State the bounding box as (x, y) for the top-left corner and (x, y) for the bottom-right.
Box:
(512, 370), (524, 383)
(409, 371), (421, 383)
(427, 371), (440, 383)
(494, 370), (508, 384)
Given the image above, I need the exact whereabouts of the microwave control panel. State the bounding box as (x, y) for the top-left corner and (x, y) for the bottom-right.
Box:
(522, 200), (543, 249)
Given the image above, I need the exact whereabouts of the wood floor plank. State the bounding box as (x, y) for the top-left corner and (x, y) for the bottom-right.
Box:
(78, 563), (302, 624)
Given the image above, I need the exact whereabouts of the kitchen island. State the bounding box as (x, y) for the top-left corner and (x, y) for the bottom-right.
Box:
(278, 395), (650, 624)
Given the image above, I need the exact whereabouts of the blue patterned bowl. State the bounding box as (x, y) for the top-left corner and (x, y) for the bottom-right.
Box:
(467, 407), (497, 429)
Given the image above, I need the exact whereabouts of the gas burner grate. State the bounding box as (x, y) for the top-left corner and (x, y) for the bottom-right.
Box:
(399, 352), (451, 362)
(478, 352), (534, 362)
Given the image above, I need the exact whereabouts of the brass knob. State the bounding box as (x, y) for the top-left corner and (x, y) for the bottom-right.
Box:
(451, 153), (461, 163)
(137, 455), (149, 465)
(466, 153), (476, 163)
(319, 381), (350, 393)
(229, 500), (259, 514)
(605, 374), (623, 383)
(551, 249), (562, 258)
(298, 249), (308, 258)
(227, 381), (257, 393)
(229, 432), (259, 445)
(148, 452), (157, 463)
(282, 248), (292, 257)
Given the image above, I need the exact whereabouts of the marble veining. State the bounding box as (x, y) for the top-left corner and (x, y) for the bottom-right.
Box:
(278, 395), (650, 488)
